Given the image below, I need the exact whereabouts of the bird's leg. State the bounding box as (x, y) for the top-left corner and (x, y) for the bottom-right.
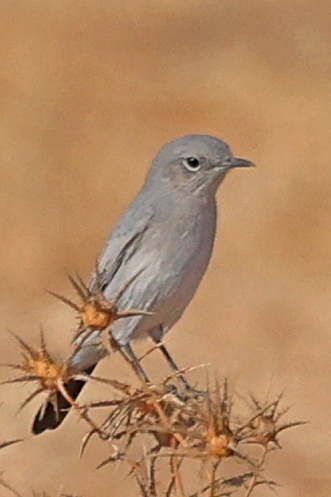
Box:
(151, 334), (193, 391)
(121, 343), (150, 383)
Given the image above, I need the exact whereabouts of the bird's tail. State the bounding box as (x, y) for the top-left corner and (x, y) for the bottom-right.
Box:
(32, 365), (95, 435)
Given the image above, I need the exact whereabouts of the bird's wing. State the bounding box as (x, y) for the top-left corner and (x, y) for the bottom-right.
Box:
(70, 194), (156, 363)
(90, 194), (154, 293)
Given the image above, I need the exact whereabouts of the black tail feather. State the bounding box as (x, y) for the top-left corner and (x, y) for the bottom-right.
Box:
(32, 365), (95, 435)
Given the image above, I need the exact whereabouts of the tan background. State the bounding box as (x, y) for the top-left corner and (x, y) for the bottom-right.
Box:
(0, 1), (331, 495)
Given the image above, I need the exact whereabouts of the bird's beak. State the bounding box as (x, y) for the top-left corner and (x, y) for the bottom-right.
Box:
(229, 157), (255, 168)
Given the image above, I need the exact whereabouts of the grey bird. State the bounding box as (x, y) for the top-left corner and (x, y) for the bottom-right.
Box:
(32, 134), (254, 434)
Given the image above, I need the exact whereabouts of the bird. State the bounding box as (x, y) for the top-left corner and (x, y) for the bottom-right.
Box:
(32, 134), (254, 434)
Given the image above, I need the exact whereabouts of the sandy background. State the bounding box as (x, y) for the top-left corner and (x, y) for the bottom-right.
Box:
(0, 1), (331, 495)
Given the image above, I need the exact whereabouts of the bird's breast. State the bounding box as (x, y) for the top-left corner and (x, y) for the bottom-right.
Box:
(152, 198), (217, 326)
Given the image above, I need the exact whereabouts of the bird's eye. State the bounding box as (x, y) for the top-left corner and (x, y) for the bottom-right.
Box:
(183, 156), (201, 172)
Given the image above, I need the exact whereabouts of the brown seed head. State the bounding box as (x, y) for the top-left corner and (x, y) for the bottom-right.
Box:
(80, 297), (118, 329)
(206, 432), (234, 458)
(1, 331), (77, 414)
(48, 272), (153, 334)
(250, 415), (277, 446)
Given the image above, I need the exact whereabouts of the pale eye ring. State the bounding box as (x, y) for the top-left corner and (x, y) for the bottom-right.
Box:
(183, 156), (201, 172)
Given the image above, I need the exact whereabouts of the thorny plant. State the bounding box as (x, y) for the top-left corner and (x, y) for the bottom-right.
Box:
(0, 330), (100, 430)
(0, 273), (304, 497)
(79, 374), (304, 497)
(0, 270), (153, 433)
(47, 269), (152, 349)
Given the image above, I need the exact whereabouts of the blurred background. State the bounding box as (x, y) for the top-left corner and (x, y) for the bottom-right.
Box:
(0, 0), (331, 495)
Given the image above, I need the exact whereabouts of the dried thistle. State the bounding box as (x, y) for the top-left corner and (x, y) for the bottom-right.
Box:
(1, 316), (303, 497)
(237, 393), (305, 448)
(202, 379), (236, 460)
(47, 269), (152, 334)
(80, 370), (303, 497)
(1, 330), (83, 420)
(84, 379), (186, 447)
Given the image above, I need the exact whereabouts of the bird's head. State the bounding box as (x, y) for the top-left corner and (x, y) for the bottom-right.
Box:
(146, 134), (254, 196)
